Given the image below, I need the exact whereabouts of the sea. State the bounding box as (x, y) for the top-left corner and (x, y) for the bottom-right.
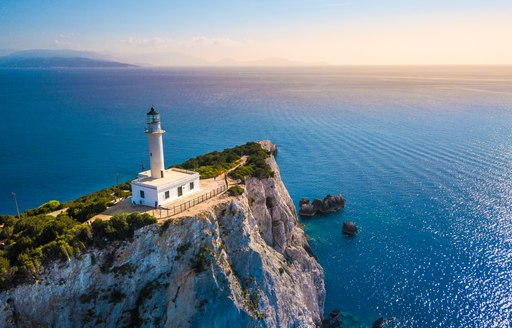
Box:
(1, 66), (512, 327)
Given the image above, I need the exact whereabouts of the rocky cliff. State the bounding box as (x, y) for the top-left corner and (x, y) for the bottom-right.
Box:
(0, 141), (325, 328)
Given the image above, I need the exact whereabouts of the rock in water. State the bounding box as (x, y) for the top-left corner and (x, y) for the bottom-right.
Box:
(322, 308), (343, 328)
(322, 194), (345, 212)
(372, 317), (397, 328)
(312, 198), (324, 211)
(299, 203), (317, 217)
(342, 221), (358, 236)
(299, 194), (346, 217)
(299, 197), (310, 206)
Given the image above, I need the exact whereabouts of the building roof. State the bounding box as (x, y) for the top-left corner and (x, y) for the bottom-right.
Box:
(147, 106), (159, 115)
(132, 168), (199, 190)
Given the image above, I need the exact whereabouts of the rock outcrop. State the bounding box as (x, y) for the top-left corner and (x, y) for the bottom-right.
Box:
(0, 141), (325, 328)
(298, 195), (345, 217)
(372, 317), (397, 328)
(342, 222), (358, 237)
(321, 309), (343, 328)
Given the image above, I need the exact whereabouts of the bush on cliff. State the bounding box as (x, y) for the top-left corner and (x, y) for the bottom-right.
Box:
(228, 185), (244, 197)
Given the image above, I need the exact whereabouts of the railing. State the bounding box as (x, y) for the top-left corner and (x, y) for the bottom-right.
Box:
(171, 167), (199, 175)
(160, 185), (227, 217)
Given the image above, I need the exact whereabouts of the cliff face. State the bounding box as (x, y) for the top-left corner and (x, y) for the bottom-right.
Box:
(0, 141), (325, 328)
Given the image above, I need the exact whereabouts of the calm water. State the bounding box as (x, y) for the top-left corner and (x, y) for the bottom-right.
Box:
(1, 67), (512, 327)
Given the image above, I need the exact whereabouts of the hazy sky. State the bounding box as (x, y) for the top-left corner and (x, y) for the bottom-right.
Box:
(1, 0), (511, 65)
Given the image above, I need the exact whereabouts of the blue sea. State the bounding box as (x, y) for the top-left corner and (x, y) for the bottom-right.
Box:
(1, 66), (512, 327)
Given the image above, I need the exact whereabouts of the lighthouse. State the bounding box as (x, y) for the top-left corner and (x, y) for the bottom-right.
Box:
(131, 107), (200, 208)
(145, 107), (166, 179)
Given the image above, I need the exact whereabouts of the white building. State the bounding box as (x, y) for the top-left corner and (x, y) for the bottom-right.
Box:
(131, 107), (200, 207)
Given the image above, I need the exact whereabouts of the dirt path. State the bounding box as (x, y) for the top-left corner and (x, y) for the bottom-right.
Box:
(47, 208), (68, 217)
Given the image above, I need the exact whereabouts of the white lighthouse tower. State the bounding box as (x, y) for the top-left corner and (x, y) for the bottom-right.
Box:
(145, 107), (166, 179)
(131, 107), (200, 208)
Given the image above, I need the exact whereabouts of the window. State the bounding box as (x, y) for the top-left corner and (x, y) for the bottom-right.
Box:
(161, 170), (164, 178)
(165, 191), (170, 199)
(140, 190), (145, 198)
(178, 186), (183, 197)
(190, 182), (194, 190)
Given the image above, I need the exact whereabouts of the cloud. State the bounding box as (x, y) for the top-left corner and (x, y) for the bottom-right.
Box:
(187, 36), (253, 48)
(121, 37), (174, 47)
(51, 33), (74, 48)
(119, 36), (255, 55)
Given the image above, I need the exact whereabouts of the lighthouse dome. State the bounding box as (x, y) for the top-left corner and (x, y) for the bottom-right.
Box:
(146, 106), (160, 124)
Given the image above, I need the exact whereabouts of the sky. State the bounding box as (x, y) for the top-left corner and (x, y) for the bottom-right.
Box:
(0, 0), (511, 65)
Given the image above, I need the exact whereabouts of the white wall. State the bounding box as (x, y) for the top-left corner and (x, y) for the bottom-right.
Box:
(158, 176), (200, 206)
(131, 176), (201, 208)
(148, 133), (165, 179)
(131, 184), (159, 207)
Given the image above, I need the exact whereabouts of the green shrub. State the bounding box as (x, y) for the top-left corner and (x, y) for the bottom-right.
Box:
(265, 197), (274, 208)
(0, 255), (12, 284)
(67, 199), (109, 223)
(229, 166), (254, 182)
(22, 200), (63, 216)
(91, 213), (156, 243)
(192, 248), (211, 273)
(228, 186), (244, 197)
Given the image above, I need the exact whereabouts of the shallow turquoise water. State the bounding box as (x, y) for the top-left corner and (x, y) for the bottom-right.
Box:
(1, 67), (512, 326)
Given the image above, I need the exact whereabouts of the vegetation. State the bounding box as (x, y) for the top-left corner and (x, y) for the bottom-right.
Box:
(174, 142), (273, 181)
(109, 289), (127, 303)
(227, 185), (244, 197)
(0, 209), (155, 290)
(0, 183), (132, 227)
(192, 247), (212, 273)
(91, 213), (156, 245)
(64, 182), (131, 223)
(265, 197), (274, 208)
(22, 200), (63, 217)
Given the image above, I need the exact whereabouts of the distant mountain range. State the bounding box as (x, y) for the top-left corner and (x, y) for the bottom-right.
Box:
(0, 49), (328, 68)
(0, 49), (137, 68)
